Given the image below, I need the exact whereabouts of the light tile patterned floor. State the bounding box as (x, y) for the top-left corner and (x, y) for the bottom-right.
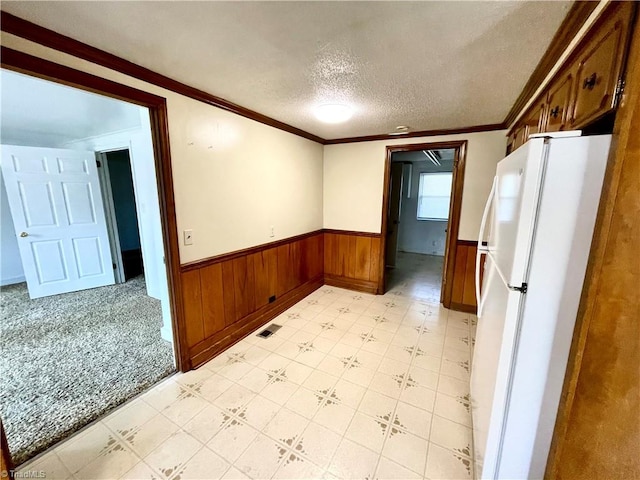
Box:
(386, 252), (445, 304)
(18, 255), (476, 480)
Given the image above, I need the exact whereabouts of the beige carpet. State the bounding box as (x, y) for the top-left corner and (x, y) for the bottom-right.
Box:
(0, 276), (175, 465)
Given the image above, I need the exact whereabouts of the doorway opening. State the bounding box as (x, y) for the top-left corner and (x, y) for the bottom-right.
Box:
(99, 149), (144, 282)
(0, 68), (177, 465)
(380, 141), (467, 306)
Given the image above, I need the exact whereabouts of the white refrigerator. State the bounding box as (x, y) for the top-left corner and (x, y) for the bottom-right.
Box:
(470, 132), (611, 479)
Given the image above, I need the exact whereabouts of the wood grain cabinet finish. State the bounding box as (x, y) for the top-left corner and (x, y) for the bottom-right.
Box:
(506, 130), (517, 155)
(570, 2), (632, 128)
(545, 71), (574, 132)
(509, 125), (528, 153)
(523, 100), (547, 138)
(507, 2), (635, 151)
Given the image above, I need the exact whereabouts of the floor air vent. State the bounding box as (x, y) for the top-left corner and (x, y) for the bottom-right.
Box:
(257, 324), (282, 338)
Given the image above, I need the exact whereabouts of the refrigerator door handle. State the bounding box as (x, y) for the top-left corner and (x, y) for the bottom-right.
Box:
(476, 176), (497, 317)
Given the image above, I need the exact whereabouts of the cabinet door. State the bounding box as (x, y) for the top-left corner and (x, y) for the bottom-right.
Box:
(523, 101), (546, 137)
(506, 130), (517, 155)
(546, 71), (574, 132)
(570, 2), (632, 127)
(511, 125), (526, 151)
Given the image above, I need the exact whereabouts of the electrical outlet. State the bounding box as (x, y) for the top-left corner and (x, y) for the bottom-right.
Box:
(183, 229), (194, 246)
(270, 226), (275, 238)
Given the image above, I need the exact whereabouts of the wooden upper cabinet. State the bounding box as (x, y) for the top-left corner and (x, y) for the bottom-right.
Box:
(507, 124), (527, 155)
(505, 2), (634, 154)
(506, 129), (518, 155)
(510, 101), (545, 153)
(523, 100), (546, 137)
(569, 2), (632, 127)
(545, 70), (574, 132)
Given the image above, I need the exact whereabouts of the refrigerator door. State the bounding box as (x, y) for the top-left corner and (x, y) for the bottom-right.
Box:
(489, 139), (549, 288)
(495, 135), (611, 480)
(471, 254), (524, 480)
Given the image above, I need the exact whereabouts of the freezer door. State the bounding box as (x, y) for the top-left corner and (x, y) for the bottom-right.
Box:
(489, 139), (548, 287)
(471, 254), (524, 480)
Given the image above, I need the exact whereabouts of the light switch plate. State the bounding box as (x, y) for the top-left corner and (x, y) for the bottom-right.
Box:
(184, 229), (193, 246)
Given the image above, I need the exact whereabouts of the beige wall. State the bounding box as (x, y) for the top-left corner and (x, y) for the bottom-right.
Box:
(1, 33), (324, 264)
(323, 131), (507, 240)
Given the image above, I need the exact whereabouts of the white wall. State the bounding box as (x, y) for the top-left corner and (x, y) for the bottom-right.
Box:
(1, 33), (325, 265)
(0, 170), (25, 285)
(323, 130), (507, 240)
(397, 161), (451, 256)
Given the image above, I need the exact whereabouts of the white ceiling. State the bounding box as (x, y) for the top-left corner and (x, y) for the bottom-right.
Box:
(1, 1), (571, 140)
(1, 69), (142, 147)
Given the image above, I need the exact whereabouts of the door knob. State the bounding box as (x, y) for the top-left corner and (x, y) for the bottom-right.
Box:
(20, 232), (28, 237)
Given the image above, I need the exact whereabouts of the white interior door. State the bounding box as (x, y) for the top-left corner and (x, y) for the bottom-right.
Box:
(1, 145), (115, 298)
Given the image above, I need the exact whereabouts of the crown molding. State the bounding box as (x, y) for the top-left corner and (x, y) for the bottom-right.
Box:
(324, 123), (505, 145)
(0, 11), (326, 144)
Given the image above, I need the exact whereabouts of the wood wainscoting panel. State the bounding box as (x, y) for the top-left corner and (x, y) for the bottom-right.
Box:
(451, 245), (468, 305)
(232, 256), (256, 320)
(221, 261), (238, 326)
(181, 269), (204, 347)
(355, 236), (373, 280)
(179, 230), (324, 368)
(449, 240), (484, 313)
(302, 234), (324, 281)
(199, 263), (225, 339)
(324, 230), (382, 294)
(252, 248), (278, 310)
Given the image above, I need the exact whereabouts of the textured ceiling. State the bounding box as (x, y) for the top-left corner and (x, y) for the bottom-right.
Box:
(1, 1), (571, 140)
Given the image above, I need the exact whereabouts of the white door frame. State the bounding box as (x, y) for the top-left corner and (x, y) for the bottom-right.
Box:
(96, 150), (126, 284)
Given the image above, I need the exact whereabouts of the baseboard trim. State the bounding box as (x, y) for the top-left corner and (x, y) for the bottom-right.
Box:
(449, 302), (477, 314)
(324, 274), (378, 294)
(0, 275), (25, 286)
(190, 275), (324, 368)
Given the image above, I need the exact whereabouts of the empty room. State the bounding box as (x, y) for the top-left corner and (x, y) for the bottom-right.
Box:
(0, 1), (638, 479)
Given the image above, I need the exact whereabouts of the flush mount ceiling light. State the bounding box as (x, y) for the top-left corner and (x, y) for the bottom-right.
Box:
(389, 125), (410, 135)
(314, 104), (353, 123)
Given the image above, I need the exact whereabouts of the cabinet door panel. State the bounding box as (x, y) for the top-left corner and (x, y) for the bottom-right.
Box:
(523, 101), (545, 138)
(513, 125), (527, 151)
(546, 72), (574, 132)
(570, 3), (631, 127)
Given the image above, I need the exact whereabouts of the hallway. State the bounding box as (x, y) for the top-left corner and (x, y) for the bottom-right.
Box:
(386, 252), (445, 304)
